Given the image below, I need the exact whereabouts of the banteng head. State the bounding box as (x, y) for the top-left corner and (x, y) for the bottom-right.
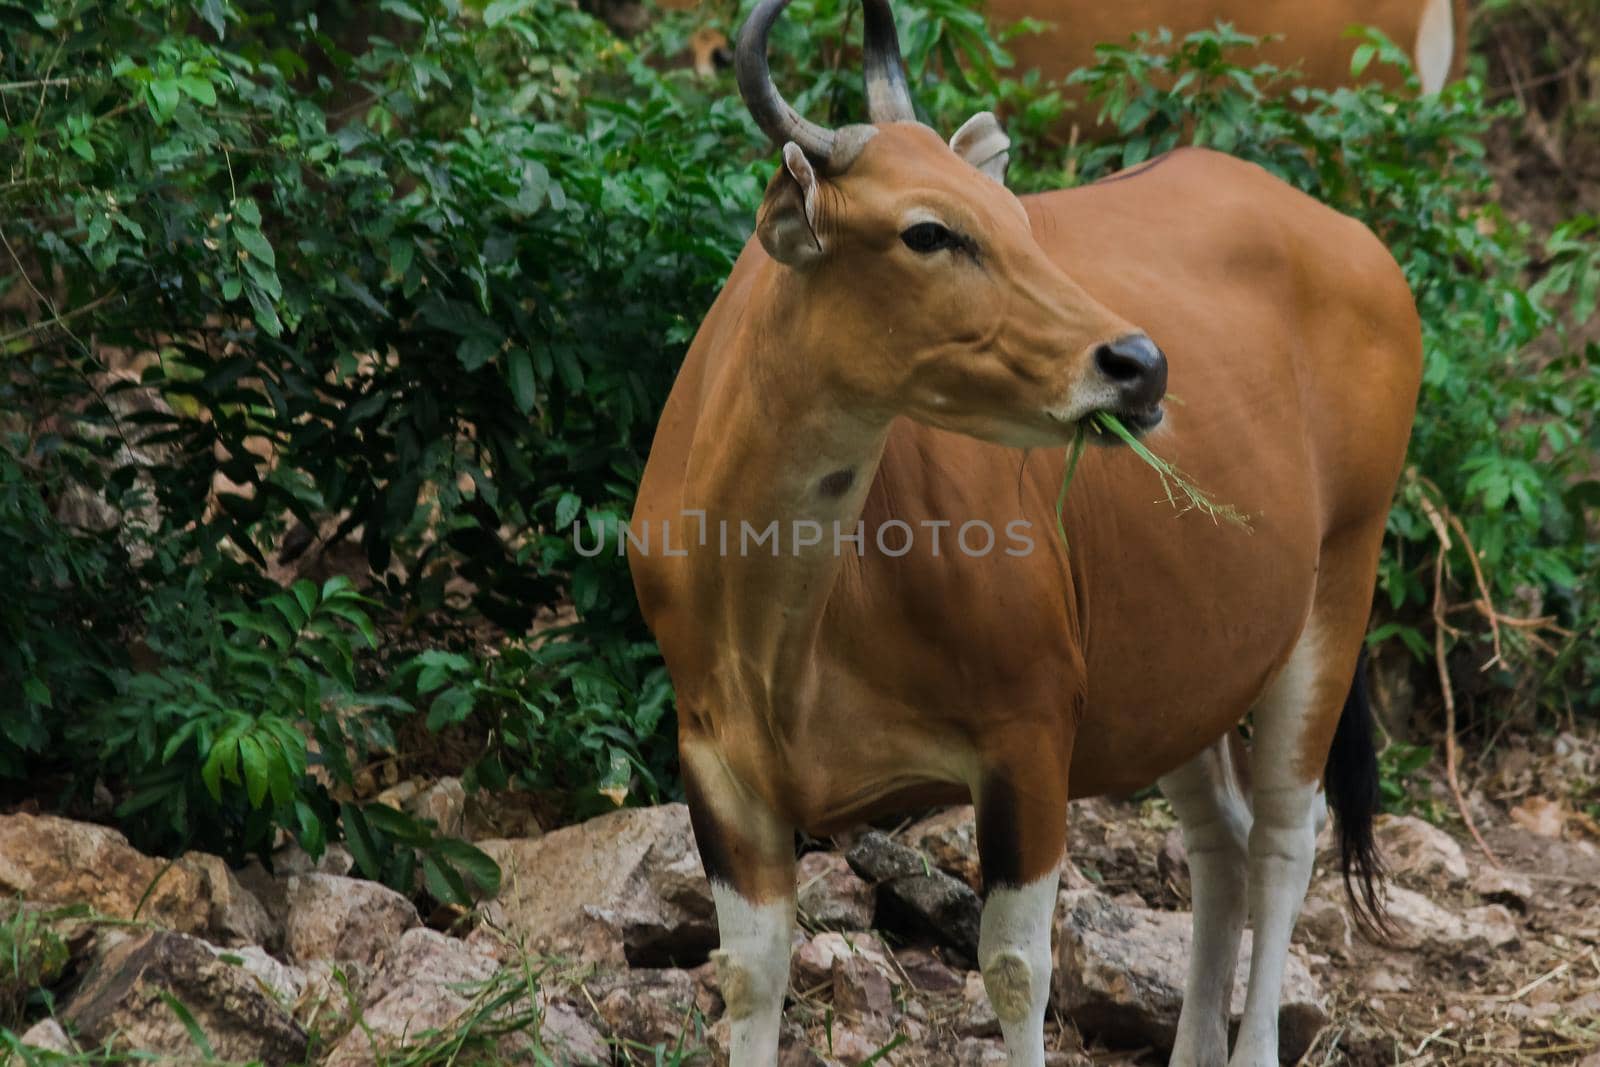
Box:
(736, 0), (1167, 447)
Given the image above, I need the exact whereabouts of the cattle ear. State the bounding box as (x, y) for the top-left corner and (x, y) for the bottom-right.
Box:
(950, 111), (1010, 184)
(757, 142), (828, 268)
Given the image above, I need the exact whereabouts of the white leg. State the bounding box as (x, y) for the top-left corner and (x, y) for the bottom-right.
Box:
(1229, 633), (1325, 1067)
(1160, 739), (1252, 1067)
(979, 869), (1061, 1067)
(711, 882), (795, 1065)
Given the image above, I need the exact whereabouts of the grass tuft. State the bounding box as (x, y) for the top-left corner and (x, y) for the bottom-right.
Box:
(1055, 413), (1250, 551)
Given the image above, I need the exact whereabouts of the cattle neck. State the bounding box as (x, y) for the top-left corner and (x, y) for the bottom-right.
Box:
(678, 279), (893, 723)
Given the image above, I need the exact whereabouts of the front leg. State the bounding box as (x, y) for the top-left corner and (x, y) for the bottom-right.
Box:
(682, 742), (796, 1066)
(976, 745), (1070, 1067)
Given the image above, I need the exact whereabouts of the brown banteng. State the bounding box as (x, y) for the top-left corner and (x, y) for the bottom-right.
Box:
(991, 0), (1470, 138)
(627, 0), (1421, 1062)
(585, 0), (733, 76)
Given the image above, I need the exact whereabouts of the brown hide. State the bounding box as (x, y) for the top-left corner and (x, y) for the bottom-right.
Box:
(630, 132), (1421, 863)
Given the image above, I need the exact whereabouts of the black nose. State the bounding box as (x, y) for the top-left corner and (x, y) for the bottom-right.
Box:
(1094, 334), (1167, 410)
(712, 45), (734, 70)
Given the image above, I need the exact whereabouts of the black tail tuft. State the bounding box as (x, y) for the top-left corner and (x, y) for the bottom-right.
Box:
(1324, 648), (1391, 938)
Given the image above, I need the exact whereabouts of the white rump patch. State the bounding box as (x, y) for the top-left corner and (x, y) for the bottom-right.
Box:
(1414, 0), (1455, 94)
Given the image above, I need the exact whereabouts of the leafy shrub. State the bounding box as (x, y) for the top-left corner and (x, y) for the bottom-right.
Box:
(0, 901), (70, 1029)
(1, 0), (754, 851)
(0, 439), (130, 779)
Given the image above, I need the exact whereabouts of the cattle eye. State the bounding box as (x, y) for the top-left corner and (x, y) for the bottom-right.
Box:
(900, 221), (959, 254)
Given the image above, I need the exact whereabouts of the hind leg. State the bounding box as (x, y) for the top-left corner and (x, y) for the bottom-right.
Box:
(1230, 625), (1368, 1065)
(1161, 736), (1252, 1067)
(1230, 526), (1384, 1066)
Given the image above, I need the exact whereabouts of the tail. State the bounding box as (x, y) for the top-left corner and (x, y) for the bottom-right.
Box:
(1323, 648), (1390, 937)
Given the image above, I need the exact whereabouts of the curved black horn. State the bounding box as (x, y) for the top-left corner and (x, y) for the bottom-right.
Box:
(861, 0), (916, 123)
(736, 0), (839, 164)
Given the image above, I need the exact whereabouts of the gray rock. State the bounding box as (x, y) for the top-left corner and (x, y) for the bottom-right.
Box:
(284, 873), (419, 968)
(1470, 866), (1535, 910)
(17, 1018), (76, 1054)
(957, 970), (1000, 1038)
(1373, 815), (1469, 887)
(478, 803), (715, 967)
(845, 831), (981, 959)
(797, 851), (875, 931)
(589, 967), (718, 1050)
(894, 946), (965, 993)
(534, 1000), (612, 1065)
(953, 1035), (1010, 1066)
(1156, 827), (1189, 890)
(791, 932), (900, 1044)
(952, 1037), (1090, 1066)
(208, 943), (307, 1007)
(293, 958), (370, 1035)
(321, 927), (595, 1067)
(1381, 884), (1520, 951)
(63, 929), (307, 1065)
(1054, 887), (1327, 1062)
(708, 1016), (823, 1065)
(182, 851), (280, 949)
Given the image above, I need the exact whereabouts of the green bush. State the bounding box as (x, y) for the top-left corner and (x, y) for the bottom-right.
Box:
(1, 0), (1596, 869)
(0, 901), (70, 1030)
(1, 0), (756, 851)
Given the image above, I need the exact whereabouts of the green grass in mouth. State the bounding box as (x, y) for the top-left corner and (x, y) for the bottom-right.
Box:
(1054, 412), (1251, 552)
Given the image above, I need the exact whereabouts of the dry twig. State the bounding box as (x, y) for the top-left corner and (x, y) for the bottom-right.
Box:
(1415, 491), (1501, 867)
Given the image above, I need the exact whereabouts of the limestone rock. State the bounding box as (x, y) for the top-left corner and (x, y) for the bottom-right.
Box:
(1373, 815), (1469, 887)
(707, 1016), (822, 1065)
(1297, 888), (1357, 955)
(845, 831), (981, 959)
(951, 1038), (1091, 1067)
(792, 931), (894, 987)
(1053, 887), (1327, 1061)
(182, 851), (279, 948)
(0, 814), (208, 934)
(1471, 866), (1535, 910)
(953, 1035), (1010, 1066)
(293, 958), (370, 1035)
(894, 946), (965, 993)
(902, 805), (981, 890)
(478, 803), (715, 967)
(533, 1000), (611, 1065)
(17, 1018), (76, 1054)
(209, 944), (307, 1007)
(590, 967), (719, 1049)
(1156, 827), (1189, 890)
(284, 873), (418, 968)
(1067, 798), (1151, 883)
(796, 851), (875, 931)
(321, 927), (603, 1067)
(1382, 884), (1519, 951)
(319, 925), (606, 1066)
(63, 929), (307, 1065)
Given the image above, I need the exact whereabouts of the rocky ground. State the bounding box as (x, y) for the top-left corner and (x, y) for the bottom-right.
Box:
(2, 740), (1598, 1066)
